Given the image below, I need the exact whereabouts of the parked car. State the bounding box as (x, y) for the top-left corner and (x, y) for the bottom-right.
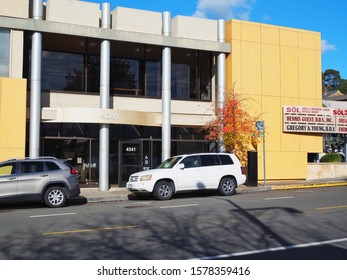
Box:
(0, 157), (80, 208)
(126, 152), (246, 200)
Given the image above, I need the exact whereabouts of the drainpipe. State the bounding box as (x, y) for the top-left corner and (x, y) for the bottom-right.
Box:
(99, 3), (110, 191)
(29, 0), (43, 158)
(161, 11), (171, 162)
(217, 19), (226, 152)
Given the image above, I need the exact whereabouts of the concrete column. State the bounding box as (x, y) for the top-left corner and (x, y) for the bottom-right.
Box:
(99, 3), (110, 191)
(217, 19), (226, 152)
(29, 0), (43, 158)
(161, 11), (171, 162)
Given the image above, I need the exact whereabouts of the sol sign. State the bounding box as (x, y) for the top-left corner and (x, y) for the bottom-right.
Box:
(283, 105), (347, 134)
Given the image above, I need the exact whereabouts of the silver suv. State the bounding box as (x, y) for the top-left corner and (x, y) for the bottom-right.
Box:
(0, 157), (80, 208)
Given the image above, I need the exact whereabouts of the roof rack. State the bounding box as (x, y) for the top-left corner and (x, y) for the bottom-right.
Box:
(5, 156), (58, 161)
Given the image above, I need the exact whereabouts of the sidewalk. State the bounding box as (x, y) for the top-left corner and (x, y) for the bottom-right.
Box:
(75, 178), (347, 203)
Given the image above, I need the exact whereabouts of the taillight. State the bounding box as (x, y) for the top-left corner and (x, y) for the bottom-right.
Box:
(241, 167), (245, 175)
(71, 169), (78, 175)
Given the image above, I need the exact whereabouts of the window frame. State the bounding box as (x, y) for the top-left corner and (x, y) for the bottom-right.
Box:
(27, 32), (213, 102)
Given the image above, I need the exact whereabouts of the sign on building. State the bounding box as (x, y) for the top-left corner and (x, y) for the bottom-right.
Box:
(283, 106), (347, 134)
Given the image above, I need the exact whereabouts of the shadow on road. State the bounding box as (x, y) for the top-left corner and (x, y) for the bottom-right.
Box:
(1, 194), (346, 260)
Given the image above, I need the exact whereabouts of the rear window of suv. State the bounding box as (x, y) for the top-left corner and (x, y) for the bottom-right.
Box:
(46, 161), (61, 171)
(218, 155), (234, 165)
(199, 154), (234, 166)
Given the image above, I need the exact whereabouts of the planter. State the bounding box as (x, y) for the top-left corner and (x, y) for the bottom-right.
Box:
(307, 163), (347, 180)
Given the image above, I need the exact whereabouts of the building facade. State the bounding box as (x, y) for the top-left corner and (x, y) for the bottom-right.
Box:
(0, 0), (230, 187)
(225, 20), (323, 180)
(0, 0), (325, 187)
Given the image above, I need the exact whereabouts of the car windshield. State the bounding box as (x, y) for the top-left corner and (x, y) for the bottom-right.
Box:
(156, 157), (182, 169)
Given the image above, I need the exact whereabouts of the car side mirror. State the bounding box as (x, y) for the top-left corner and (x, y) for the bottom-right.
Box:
(178, 163), (185, 169)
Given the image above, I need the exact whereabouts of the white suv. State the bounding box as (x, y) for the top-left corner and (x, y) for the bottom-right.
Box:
(126, 153), (246, 200)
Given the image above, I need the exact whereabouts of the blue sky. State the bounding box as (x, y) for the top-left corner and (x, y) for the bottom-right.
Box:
(86, 0), (346, 78)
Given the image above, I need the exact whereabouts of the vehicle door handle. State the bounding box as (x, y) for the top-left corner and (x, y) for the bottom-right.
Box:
(8, 177), (16, 180)
(40, 174), (49, 177)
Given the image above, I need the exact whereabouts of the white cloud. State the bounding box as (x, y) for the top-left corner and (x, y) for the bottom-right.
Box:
(192, 0), (255, 20)
(321, 39), (337, 54)
(262, 14), (271, 23)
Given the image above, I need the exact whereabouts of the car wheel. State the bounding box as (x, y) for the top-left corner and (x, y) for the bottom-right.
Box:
(44, 187), (67, 208)
(218, 177), (236, 196)
(153, 180), (173, 200)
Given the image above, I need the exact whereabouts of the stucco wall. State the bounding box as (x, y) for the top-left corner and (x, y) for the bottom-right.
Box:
(111, 7), (162, 35)
(226, 20), (322, 180)
(10, 30), (24, 78)
(171, 16), (217, 41)
(46, 0), (100, 27)
(0, 77), (27, 161)
(0, 0), (29, 18)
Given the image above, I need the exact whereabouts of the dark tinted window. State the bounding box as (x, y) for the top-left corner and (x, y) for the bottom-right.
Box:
(46, 161), (61, 171)
(41, 50), (84, 91)
(21, 162), (44, 174)
(218, 155), (234, 165)
(181, 156), (199, 168)
(200, 155), (219, 166)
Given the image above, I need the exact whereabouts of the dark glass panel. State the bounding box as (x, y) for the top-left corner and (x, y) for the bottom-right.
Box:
(199, 51), (212, 101)
(41, 51), (84, 91)
(171, 49), (198, 100)
(110, 58), (141, 95)
(87, 55), (100, 93)
(146, 60), (161, 97)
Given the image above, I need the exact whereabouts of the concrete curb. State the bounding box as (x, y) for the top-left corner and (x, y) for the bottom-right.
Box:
(75, 181), (347, 203)
(270, 182), (347, 191)
(83, 196), (130, 203)
(236, 185), (271, 193)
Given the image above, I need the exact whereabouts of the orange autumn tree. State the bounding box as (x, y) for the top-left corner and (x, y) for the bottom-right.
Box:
(203, 89), (261, 166)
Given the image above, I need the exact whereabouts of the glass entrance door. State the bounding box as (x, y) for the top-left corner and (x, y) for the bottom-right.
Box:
(42, 137), (97, 186)
(118, 138), (213, 187)
(118, 140), (143, 187)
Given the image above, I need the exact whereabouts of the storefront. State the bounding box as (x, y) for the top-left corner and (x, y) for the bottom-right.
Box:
(38, 123), (212, 186)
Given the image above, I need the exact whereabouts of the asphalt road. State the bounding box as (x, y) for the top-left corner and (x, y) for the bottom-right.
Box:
(1, 186), (347, 260)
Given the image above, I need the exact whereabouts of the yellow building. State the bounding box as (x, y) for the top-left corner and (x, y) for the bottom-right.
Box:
(0, 77), (27, 160)
(226, 20), (323, 180)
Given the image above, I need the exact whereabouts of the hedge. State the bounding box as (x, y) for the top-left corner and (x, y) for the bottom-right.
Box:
(319, 153), (342, 163)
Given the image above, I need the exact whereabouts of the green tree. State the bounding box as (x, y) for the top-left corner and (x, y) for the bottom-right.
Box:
(339, 78), (347, 94)
(322, 69), (341, 92)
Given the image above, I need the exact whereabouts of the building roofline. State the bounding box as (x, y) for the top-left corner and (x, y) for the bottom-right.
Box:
(0, 15), (230, 53)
